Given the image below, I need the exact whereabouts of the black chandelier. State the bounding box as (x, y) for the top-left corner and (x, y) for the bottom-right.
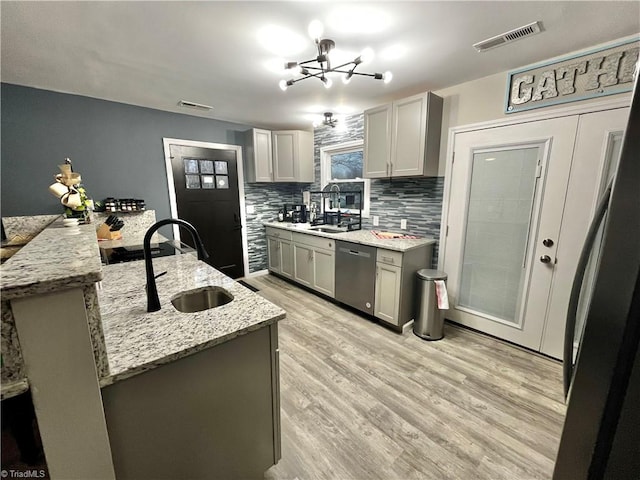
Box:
(279, 20), (392, 91)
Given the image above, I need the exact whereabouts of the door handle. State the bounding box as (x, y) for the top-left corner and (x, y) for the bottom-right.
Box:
(540, 255), (552, 264)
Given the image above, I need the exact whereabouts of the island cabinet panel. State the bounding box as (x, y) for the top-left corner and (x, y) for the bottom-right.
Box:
(102, 324), (280, 480)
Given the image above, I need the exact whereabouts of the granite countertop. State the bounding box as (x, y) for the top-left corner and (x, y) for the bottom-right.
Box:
(97, 232), (166, 251)
(98, 254), (286, 386)
(263, 222), (436, 252)
(0, 219), (103, 299)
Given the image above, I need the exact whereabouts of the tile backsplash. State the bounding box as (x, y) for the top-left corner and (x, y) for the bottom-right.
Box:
(243, 112), (445, 273)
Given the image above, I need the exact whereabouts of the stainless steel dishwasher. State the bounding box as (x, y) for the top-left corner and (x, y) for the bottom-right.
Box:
(335, 240), (377, 315)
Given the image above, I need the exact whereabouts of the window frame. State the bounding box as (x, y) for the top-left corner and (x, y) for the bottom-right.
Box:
(320, 140), (370, 217)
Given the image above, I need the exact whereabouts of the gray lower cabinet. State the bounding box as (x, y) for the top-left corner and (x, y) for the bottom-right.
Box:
(292, 232), (335, 297)
(267, 228), (432, 328)
(266, 227), (294, 279)
(375, 261), (402, 324)
(102, 323), (281, 480)
(374, 246), (432, 328)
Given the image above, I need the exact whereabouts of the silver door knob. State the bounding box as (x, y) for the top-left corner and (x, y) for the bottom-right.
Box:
(542, 238), (554, 247)
(540, 255), (552, 264)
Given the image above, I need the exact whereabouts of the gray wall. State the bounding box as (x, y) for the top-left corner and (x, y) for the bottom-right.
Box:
(1, 83), (250, 220)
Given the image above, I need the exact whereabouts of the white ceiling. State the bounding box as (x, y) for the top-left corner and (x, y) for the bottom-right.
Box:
(2, 1), (639, 130)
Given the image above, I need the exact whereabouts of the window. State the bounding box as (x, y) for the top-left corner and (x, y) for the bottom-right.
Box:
(320, 140), (370, 217)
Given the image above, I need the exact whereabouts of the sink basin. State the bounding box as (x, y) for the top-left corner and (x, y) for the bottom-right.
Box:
(309, 227), (345, 234)
(171, 286), (234, 313)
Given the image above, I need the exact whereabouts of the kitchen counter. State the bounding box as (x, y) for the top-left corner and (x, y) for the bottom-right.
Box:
(0, 219), (103, 300)
(263, 222), (436, 252)
(98, 253), (285, 386)
(1, 218), (105, 399)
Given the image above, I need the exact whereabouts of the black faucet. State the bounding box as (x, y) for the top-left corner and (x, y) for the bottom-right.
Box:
(143, 218), (209, 312)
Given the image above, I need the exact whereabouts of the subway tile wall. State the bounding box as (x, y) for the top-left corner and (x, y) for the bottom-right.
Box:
(243, 182), (303, 273)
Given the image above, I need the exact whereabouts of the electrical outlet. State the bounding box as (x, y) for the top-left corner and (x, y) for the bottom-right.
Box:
(400, 219), (407, 230)
(373, 216), (379, 226)
(246, 205), (255, 214)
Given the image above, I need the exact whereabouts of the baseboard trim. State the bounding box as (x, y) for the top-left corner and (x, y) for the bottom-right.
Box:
(402, 320), (415, 334)
(246, 269), (269, 278)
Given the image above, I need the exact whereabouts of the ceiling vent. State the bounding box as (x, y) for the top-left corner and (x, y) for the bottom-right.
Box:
(473, 21), (544, 52)
(177, 100), (213, 111)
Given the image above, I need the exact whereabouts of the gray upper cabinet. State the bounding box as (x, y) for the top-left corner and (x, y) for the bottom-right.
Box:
(364, 92), (443, 178)
(245, 129), (314, 183)
(244, 128), (273, 182)
(272, 130), (314, 183)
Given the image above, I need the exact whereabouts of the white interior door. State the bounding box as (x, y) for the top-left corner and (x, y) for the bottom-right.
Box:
(443, 117), (579, 350)
(541, 108), (629, 358)
(444, 109), (629, 357)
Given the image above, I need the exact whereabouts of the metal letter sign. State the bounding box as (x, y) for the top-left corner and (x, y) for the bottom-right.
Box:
(506, 38), (639, 113)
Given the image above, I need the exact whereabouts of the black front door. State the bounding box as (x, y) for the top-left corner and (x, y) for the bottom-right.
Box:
(169, 143), (244, 278)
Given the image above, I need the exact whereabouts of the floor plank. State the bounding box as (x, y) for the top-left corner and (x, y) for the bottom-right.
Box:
(246, 274), (565, 480)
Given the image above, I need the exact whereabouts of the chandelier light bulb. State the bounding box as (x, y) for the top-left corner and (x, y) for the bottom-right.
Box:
(360, 47), (374, 64)
(383, 71), (393, 84)
(308, 20), (324, 40)
(323, 77), (333, 89)
(293, 65), (302, 75)
(279, 79), (289, 91)
(342, 73), (352, 85)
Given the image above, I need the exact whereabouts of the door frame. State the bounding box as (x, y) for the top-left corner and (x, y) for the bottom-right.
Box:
(162, 137), (250, 277)
(438, 96), (631, 271)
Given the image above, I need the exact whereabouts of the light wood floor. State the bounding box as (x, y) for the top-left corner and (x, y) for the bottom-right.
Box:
(245, 274), (566, 480)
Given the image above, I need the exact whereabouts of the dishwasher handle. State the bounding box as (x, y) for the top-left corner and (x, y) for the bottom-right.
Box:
(339, 247), (371, 258)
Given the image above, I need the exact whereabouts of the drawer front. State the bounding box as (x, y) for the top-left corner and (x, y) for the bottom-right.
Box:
(266, 227), (293, 241)
(292, 232), (335, 251)
(376, 248), (403, 266)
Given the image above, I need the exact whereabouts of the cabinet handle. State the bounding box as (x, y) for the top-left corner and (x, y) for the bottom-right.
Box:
(386, 163), (389, 176)
(382, 256), (394, 263)
(390, 161), (393, 175)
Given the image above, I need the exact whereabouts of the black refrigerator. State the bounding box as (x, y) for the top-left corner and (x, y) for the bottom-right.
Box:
(553, 75), (640, 478)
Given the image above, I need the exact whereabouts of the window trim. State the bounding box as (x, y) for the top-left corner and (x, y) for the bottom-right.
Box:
(320, 140), (370, 217)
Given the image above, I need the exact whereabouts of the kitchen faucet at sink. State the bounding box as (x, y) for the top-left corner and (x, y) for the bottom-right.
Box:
(144, 218), (209, 312)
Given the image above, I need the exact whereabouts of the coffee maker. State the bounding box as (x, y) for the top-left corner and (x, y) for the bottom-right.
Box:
(283, 204), (308, 223)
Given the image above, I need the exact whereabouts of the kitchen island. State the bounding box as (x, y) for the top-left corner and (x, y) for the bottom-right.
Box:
(1, 217), (285, 480)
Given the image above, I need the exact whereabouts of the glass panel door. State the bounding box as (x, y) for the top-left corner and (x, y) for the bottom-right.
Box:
(442, 116), (580, 351)
(458, 147), (541, 325)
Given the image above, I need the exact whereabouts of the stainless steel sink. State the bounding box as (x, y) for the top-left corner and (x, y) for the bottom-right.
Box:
(171, 286), (234, 313)
(309, 227), (345, 234)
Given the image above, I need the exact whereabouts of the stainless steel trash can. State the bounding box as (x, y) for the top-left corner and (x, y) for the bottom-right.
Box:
(414, 269), (448, 341)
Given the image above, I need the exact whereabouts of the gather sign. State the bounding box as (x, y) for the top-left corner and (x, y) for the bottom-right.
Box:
(506, 39), (639, 113)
